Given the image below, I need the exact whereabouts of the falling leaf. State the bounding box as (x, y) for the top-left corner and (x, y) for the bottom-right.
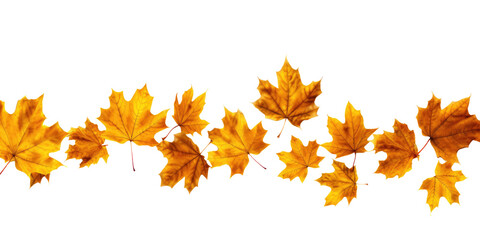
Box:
(417, 95), (480, 163)
(208, 108), (269, 176)
(158, 132), (210, 193)
(0, 95), (67, 186)
(277, 136), (323, 182)
(253, 58), (321, 131)
(322, 102), (377, 158)
(316, 160), (358, 206)
(419, 161), (466, 212)
(66, 118), (109, 168)
(373, 120), (418, 178)
(172, 87), (209, 135)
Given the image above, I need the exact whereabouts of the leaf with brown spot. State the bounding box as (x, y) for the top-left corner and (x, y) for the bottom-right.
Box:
(66, 119), (109, 168)
(277, 136), (323, 182)
(316, 160), (357, 206)
(172, 87), (209, 135)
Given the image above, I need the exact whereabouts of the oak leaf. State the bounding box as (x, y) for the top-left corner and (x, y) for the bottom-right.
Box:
(373, 120), (418, 178)
(316, 160), (357, 206)
(172, 87), (209, 135)
(66, 119), (109, 168)
(208, 108), (269, 176)
(277, 136), (323, 182)
(157, 132), (210, 193)
(253, 58), (321, 129)
(417, 95), (480, 163)
(419, 161), (466, 212)
(322, 102), (377, 158)
(0, 95), (67, 186)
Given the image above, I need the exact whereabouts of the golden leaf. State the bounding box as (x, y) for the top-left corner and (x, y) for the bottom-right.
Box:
(322, 102), (377, 158)
(66, 118), (109, 168)
(208, 108), (269, 176)
(277, 136), (323, 182)
(373, 120), (418, 178)
(419, 161), (466, 212)
(172, 87), (209, 135)
(0, 95), (67, 186)
(316, 160), (357, 206)
(417, 95), (480, 163)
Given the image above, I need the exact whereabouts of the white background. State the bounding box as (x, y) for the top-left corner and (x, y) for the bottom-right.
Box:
(1, 1), (480, 239)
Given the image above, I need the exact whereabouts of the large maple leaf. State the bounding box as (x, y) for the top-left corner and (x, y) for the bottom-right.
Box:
(172, 87), (209, 136)
(417, 95), (480, 163)
(0, 95), (67, 186)
(253, 58), (321, 135)
(419, 161), (466, 212)
(373, 120), (419, 178)
(157, 132), (210, 193)
(277, 136), (323, 182)
(322, 102), (377, 159)
(316, 160), (358, 206)
(208, 108), (269, 176)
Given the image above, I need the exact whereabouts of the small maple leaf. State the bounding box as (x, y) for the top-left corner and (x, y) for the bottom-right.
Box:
(0, 95), (67, 186)
(419, 161), (466, 212)
(322, 102), (377, 159)
(66, 119), (109, 168)
(157, 132), (210, 193)
(277, 136), (323, 182)
(373, 120), (419, 178)
(316, 160), (358, 206)
(208, 108), (269, 176)
(417, 95), (480, 164)
(172, 87), (209, 136)
(253, 58), (321, 136)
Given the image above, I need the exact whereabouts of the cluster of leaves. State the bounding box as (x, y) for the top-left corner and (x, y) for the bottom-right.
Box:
(1, 59), (479, 212)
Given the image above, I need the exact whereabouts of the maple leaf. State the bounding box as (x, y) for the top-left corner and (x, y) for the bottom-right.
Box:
(277, 136), (323, 182)
(322, 102), (377, 159)
(0, 95), (67, 186)
(373, 120), (419, 178)
(253, 58), (321, 136)
(316, 160), (358, 206)
(419, 161), (466, 212)
(157, 132), (210, 193)
(417, 95), (480, 164)
(172, 87), (209, 136)
(66, 118), (109, 168)
(208, 108), (269, 176)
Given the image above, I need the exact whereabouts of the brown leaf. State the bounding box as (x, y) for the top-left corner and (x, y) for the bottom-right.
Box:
(66, 119), (109, 168)
(277, 136), (323, 182)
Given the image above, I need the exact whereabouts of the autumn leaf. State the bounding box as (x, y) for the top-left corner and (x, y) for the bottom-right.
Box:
(208, 108), (269, 176)
(0, 95), (67, 186)
(277, 136), (323, 182)
(419, 161), (466, 212)
(417, 95), (480, 163)
(171, 87), (209, 136)
(253, 58), (321, 136)
(373, 120), (419, 178)
(66, 118), (109, 168)
(322, 102), (377, 159)
(157, 132), (210, 193)
(316, 160), (358, 206)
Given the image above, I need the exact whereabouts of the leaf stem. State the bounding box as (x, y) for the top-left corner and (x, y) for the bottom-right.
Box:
(248, 153), (266, 170)
(0, 158), (13, 175)
(200, 140), (212, 155)
(130, 141), (135, 172)
(352, 152), (357, 168)
(417, 138), (431, 156)
(162, 125), (179, 141)
(277, 119), (287, 138)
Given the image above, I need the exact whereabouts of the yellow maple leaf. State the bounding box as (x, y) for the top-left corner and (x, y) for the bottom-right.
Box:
(417, 95), (480, 164)
(322, 102), (377, 159)
(277, 136), (323, 182)
(253, 58), (321, 136)
(0, 95), (67, 186)
(208, 108), (269, 176)
(373, 120), (419, 178)
(316, 160), (358, 206)
(66, 118), (109, 168)
(158, 132), (210, 193)
(419, 161), (466, 212)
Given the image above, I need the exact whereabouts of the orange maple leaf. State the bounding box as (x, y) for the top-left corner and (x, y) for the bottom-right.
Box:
(157, 132), (210, 193)
(277, 136), (323, 182)
(316, 160), (358, 206)
(419, 161), (466, 212)
(253, 58), (321, 136)
(373, 120), (419, 178)
(0, 95), (67, 186)
(172, 87), (208, 135)
(322, 102), (377, 159)
(66, 118), (109, 168)
(417, 95), (480, 164)
(208, 108), (269, 176)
